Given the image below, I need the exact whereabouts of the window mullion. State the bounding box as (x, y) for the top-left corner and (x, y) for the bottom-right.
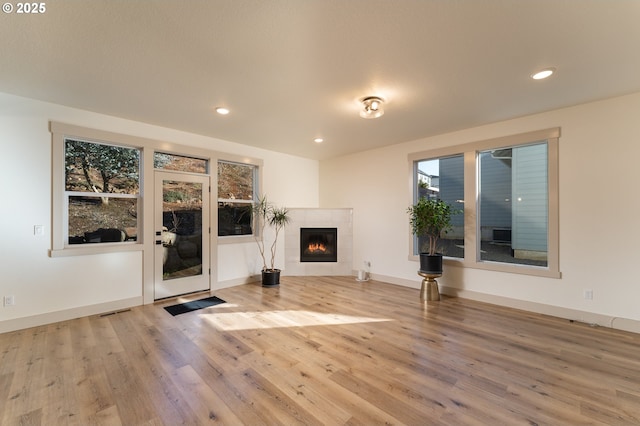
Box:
(464, 151), (478, 265)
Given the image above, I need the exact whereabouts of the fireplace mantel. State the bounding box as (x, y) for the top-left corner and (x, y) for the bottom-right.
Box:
(284, 208), (353, 276)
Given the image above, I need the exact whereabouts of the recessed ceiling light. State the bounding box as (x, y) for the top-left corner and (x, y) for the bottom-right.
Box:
(313, 138), (324, 143)
(531, 68), (555, 80)
(215, 107), (230, 115)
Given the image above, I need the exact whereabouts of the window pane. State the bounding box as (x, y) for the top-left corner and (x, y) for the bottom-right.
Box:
(154, 152), (208, 174)
(218, 162), (255, 201)
(415, 155), (464, 258)
(218, 202), (252, 236)
(218, 160), (256, 237)
(68, 196), (138, 244)
(162, 181), (203, 280)
(65, 139), (139, 194)
(163, 180), (203, 208)
(478, 142), (548, 266)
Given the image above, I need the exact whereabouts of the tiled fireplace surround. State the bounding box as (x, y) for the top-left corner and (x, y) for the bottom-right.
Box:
(283, 208), (353, 276)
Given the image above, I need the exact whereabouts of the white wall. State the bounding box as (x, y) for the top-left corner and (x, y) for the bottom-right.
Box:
(4, 89), (640, 332)
(320, 92), (640, 327)
(0, 92), (318, 330)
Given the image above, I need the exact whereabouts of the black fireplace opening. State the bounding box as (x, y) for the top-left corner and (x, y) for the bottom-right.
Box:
(300, 227), (337, 262)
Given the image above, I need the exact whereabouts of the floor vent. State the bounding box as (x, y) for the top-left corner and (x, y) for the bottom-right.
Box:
(99, 308), (132, 317)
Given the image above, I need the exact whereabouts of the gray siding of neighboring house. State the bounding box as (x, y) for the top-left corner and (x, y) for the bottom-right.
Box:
(439, 155), (465, 236)
(479, 152), (512, 236)
(512, 143), (548, 251)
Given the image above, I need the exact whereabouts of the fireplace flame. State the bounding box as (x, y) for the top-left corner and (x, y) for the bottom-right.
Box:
(300, 228), (337, 262)
(306, 242), (327, 253)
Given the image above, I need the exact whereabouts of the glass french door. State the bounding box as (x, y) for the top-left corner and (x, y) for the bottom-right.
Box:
(154, 171), (210, 299)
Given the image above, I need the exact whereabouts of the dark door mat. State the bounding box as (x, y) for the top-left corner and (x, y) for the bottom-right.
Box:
(164, 296), (226, 316)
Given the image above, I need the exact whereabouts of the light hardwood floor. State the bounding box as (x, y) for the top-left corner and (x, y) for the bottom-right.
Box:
(1, 276), (640, 425)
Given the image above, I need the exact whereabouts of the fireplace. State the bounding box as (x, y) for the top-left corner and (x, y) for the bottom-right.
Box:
(284, 208), (352, 276)
(300, 228), (337, 262)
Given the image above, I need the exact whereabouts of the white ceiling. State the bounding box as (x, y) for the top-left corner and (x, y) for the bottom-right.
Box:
(1, 1), (639, 160)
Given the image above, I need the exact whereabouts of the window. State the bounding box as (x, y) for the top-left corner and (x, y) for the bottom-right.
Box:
(217, 161), (257, 236)
(51, 122), (264, 261)
(414, 155), (465, 258)
(478, 143), (548, 267)
(409, 128), (560, 278)
(65, 139), (141, 245)
(154, 152), (208, 174)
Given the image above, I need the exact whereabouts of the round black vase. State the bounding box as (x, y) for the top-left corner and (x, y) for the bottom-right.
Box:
(261, 269), (281, 287)
(419, 253), (443, 274)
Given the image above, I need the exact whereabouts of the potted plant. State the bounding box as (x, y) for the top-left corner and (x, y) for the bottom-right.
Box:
(407, 197), (457, 274)
(252, 195), (291, 287)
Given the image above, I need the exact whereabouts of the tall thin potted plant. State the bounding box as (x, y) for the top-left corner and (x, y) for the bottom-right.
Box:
(407, 197), (456, 274)
(252, 195), (291, 287)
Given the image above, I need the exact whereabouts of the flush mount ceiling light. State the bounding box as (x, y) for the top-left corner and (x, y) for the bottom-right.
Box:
(313, 138), (324, 143)
(360, 96), (385, 119)
(215, 107), (230, 115)
(531, 68), (556, 80)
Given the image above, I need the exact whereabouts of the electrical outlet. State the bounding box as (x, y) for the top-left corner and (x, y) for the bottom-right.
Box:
(4, 295), (15, 306)
(34, 225), (44, 236)
(583, 289), (593, 300)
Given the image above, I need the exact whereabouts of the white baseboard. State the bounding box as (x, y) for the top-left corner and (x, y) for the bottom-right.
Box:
(0, 277), (257, 334)
(0, 296), (142, 334)
(5, 274), (639, 336)
(365, 272), (420, 289)
(216, 275), (260, 290)
(366, 272), (640, 335)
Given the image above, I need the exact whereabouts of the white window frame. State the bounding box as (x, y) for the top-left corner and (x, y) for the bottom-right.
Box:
(51, 123), (265, 256)
(216, 156), (262, 244)
(408, 128), (560, 278)
(50, 123), (147, 257)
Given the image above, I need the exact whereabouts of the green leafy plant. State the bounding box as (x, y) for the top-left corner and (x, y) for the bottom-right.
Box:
(407, 197), (457, 255)
(252, 195), (291, 271)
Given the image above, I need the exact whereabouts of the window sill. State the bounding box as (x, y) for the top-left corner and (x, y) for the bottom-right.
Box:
(217, 235), (255, 245)
(463, 260), (561, 279)
(409, 255), (561, 279)
(49, 243), (143, 258)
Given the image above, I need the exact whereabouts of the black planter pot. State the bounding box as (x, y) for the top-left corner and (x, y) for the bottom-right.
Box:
(419, 253), (443, 274)
(261, 269), (281, 287)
